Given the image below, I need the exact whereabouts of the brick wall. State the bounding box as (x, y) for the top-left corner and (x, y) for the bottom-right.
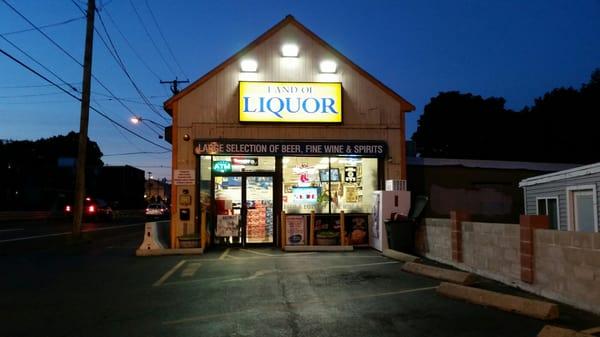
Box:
(416, 217), (600, 315)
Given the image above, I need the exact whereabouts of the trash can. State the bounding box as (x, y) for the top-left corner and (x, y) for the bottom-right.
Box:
(385, 219), (415, 253)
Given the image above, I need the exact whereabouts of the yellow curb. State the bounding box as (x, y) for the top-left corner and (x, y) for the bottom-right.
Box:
(382, 249), (420, 262)
(537, 325), (595, 337)
(284, 245), (354, 252)
(437, 282), (559, 320)
(402, 262), (475, 285)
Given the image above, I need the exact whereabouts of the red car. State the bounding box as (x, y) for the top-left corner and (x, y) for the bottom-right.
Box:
(64, 197), (114, 221)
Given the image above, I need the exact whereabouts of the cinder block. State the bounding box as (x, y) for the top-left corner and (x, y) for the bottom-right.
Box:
(564, 248), (584, 264)
(593, 233), (600, 250)
(573, 266), (595, 281)
(504, 248), (518, 262)
(463, 222), (473, 232)
(535, 230), (554, 245)
(557, 232), (573, 247)
(504, 225), (520, 238)
(583, 251), (600, 268)
(572, 232), (593, 249)
(437, 282), (559, 320)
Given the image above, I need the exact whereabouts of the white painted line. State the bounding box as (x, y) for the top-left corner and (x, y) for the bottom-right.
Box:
(153, 260), (187, 287)
(222, 269), (274, 282)
(0, 223), (145, 243)
(163, 285), (436, 325)
(0, 228), (24, 233)
(239, 248), (275, 257)
(218, 248), (230, 260)
(181, 262), (202, 278)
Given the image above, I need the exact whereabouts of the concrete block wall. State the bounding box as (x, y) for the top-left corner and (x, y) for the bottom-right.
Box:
(534, 230), (600, 314)
(415, 218), (452, 263)
(416, 216), (600, 315)
(462, 221), (521, 282)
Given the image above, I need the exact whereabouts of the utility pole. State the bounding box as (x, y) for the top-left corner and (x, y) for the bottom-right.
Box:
(73, 0), (95, 238)
(160, 77), (189, 95)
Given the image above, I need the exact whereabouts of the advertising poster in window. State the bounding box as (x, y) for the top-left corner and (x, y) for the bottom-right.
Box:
(346, 214), (369, 246)
(216, 215), (240, 237)
(286, 215), (306, 245)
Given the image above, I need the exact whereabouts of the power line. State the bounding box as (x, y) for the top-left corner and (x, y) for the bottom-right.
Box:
(103, 150), (170, 157)
(128, 0), (177, 77)
(0, 15), (84, 36)
(0, 82), (80, 89)
(93, 6), (168, 122)
(102, 6), (163, 81)
(0, 46), (171, 151)
(3, 0), (164, 126)
(68, 0), (169, 122)
(144, 0), (188, 80)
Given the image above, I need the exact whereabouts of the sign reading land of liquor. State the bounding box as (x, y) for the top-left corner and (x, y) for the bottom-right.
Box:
(239, 82), (342, 123)
(194, 140), (387, 157)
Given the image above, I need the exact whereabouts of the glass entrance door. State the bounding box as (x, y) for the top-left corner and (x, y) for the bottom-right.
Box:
(214, 175), (274, 246)
(245, 176), (274, 244)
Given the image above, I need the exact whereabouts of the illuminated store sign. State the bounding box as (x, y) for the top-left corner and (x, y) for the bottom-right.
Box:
(195, 140), (386, 157)
(213, 160), (232, 173)
(239, 82), (342, 123)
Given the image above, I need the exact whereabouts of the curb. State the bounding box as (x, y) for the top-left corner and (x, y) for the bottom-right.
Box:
(284, 245), (354, 252)
(437, 282), (559, 320)
(402, 262), (475, 285)
(136, 248), (204, 256)
(537, 325), (596, 337)
(382, 249), (419, 262)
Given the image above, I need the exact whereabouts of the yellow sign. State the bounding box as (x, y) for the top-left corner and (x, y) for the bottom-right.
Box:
(239, 82), (342, 123)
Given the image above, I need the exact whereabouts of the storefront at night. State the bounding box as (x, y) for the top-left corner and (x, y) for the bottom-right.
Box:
(163, 15), (414, 249)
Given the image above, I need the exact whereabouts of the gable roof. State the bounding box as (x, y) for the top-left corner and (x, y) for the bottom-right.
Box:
(163, 15), (415, 113)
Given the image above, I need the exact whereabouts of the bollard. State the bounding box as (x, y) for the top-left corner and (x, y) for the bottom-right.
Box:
(200, 207), (206, 249)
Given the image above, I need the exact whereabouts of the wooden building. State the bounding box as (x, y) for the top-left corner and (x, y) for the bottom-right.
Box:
(163, 15), (414, 248)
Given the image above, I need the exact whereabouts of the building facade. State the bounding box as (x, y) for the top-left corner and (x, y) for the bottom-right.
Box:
(164, 16), (414, 248)
(520, 162), (600, 232)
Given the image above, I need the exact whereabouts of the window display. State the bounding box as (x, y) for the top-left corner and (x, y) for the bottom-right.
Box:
(282, 156), (378, 214)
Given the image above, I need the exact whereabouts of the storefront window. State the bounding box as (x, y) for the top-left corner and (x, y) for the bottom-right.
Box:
(282, 156), (378, 214)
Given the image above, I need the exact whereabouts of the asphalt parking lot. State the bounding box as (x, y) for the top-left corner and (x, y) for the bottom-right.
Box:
(1, 239), (599, 337)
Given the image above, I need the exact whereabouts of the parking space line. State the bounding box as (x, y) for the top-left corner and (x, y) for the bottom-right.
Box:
(0, 228), (24, 233)
(239, 248), (275, 257)
(181, 262), (202, 278)
(162, 286), (436, 325)
(153, 260), (186, 287)
(218, 248), (230, 260)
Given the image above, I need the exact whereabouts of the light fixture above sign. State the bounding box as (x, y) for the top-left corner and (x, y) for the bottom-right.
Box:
(240, 59), (258, 72)
(319, 60), (337, 73)
(281, 43), (299, 57)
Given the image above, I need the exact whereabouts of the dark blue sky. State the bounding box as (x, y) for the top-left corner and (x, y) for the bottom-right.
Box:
(1, 0), (599, 180)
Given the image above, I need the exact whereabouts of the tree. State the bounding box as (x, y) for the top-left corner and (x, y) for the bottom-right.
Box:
(412, 68), (600, 164)
(0, 132), (104, 211)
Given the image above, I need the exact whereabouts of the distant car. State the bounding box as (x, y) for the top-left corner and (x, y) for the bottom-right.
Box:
(64, 197), (114, 221)
(145, 203), (169, 219)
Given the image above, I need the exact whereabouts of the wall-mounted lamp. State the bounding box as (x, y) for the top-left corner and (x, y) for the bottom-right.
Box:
(281, 43), (299, 57)
(183, 134), (190, 141)
(240, 59), (258, 72)
(319, 60), (337, 73)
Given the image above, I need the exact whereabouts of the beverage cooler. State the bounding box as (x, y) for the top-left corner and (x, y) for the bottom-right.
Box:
(370, 190), (411, 251)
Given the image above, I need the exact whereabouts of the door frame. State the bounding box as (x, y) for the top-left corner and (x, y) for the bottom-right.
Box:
(212, 172), (276, 247)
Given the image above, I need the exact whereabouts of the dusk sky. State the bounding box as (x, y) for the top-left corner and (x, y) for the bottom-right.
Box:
(1, 0), (599, 181)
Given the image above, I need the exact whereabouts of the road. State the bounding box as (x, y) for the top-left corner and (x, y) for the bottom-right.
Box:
(1, 221), (599, 337)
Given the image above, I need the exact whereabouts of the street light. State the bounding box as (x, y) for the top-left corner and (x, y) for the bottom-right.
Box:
(130, 116), (167, 139)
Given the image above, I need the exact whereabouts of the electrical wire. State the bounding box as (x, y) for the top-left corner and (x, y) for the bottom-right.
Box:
(144, 0), (188, 80)
(128, 0), (177, 77)
(0, 15), (85, 36)
(2, 0), (168, 126)
(0, 82), (80, 89)
(102, 150), (170, 157)
(68, 0), (169, 122)
(0, 46), (171, 151)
